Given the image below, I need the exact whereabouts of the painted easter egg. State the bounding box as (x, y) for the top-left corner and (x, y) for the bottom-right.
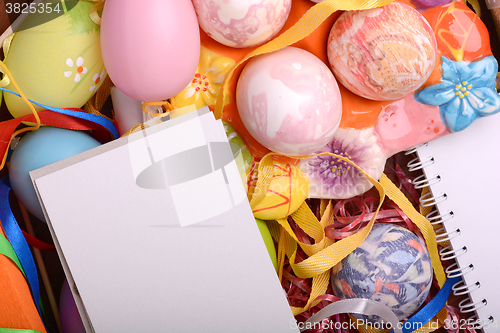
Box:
(9, 127), (101, 221)
(4, 1), (106, 118)
(327, 2), (436, 101)
(331, 224), (433, 322)
(101, 0), (200, 101)
(236, 46), (342, 157)
(255, 218), (278, 271)
(60, 279), (85, 333)
(192, 0), (292, 48)
(249, 158), (309, 220)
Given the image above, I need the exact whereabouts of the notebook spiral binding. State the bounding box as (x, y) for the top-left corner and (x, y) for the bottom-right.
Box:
(404, 144), (495, 330)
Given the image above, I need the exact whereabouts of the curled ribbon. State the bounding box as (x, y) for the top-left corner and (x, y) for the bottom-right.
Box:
(300, 298), (403, 333)
(141, 100), (174, 116)
(0, 34), (15, 87)
(88, 0), (105, 26)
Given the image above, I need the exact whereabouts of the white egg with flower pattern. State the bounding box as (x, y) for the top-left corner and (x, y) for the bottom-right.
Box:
(192, 0), (292, 48)
(236, 46), (342, 157)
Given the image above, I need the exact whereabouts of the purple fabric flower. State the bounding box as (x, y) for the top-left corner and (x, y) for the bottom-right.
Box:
(411, 0), (453, 9)
(299, 128), (386, 199)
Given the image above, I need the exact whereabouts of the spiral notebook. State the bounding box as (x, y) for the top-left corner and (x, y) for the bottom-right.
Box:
(408, 115), (500, 331)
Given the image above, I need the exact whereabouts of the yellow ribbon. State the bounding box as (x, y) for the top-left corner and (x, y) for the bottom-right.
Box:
(379, 174), (446, 287)
(84, 76), (114, 122)
(120, 123), (149, 137)
(0, 34), (15, 87)
(89, 0), (105, 26)
(281, 201), (336, 315)
(140, 100), (174, 117)
(252, 152), (446, 315)
(214, 0), (395, 120)
(463, 0), (481, 17)
(252, 152), (386, 315)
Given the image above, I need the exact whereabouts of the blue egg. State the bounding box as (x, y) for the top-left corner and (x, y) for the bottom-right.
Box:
(9, 127), (101, 221)
(331, 224), (433, 323)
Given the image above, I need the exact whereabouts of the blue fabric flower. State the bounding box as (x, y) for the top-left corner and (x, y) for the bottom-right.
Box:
(415, 56), (500, 132)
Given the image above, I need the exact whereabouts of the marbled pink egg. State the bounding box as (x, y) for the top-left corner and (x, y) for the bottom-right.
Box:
(192, 0), (291, 48)
(327, 2), (437, 101)
(236, 46), (342, 156)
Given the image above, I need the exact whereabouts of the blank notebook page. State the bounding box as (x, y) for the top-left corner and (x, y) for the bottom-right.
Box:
(414, 114), (500, 331)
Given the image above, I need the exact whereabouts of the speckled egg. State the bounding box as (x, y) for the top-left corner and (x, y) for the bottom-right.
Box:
(331, 224), (433, 322)
(327, 2), (436, 101)
(236, 46), (342, 157)
(192, 0), (292, 48)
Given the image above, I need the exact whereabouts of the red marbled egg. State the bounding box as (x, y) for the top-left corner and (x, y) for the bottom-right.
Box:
(327, 2), (437, 101)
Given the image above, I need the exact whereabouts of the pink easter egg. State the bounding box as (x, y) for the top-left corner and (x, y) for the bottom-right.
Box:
(327, 2), (436, 101)
(236, 46), (342, 156)
(100, 0), (200, 101)
(192, 0), (292, 48)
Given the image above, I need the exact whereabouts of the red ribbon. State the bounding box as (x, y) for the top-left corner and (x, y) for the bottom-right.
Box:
(21, 230), (56, 251)
(0, 108), (116, 164)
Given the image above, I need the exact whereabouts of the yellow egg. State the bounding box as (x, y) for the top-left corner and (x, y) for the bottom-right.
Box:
(3, 1), (105, 118)
(249, 159), (309, 220)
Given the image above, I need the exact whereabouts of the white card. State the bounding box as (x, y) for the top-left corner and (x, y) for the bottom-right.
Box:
(32, 108), (299, 333)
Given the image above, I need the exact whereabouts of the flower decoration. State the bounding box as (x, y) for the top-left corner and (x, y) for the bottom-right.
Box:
(64, 56), (87, 82)
(415, 56), (500, 132)
(90, 70), (106, 94)
(299, 128), (386, 199)
(170, 46), (235, 109)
